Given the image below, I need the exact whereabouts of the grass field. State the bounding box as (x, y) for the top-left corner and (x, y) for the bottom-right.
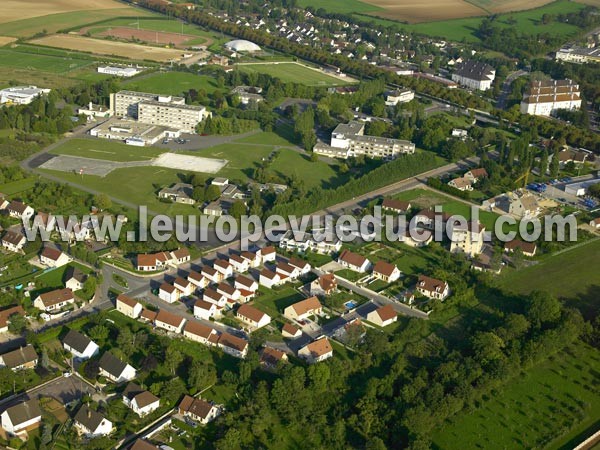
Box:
(236, 62), (353, 87)
(0, 177), (37, 196)
(0, 47), (93, 73)
(0, 7), (153, 38)
(498, 238), (600, 315)
(29, 35), (186, 62)
(123, 72), (220, 96)
(432, 342), (600, 450)
(296, 0), (382, 14)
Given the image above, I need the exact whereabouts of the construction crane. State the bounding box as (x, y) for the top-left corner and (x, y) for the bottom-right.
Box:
(515, 167), (530, 188)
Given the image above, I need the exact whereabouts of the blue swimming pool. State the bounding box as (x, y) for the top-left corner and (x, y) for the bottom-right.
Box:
(344, 300), (358, 309)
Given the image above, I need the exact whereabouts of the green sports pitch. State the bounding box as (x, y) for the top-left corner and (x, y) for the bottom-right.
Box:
(0, 48), (93, 74)
(235, 62), (355, 87)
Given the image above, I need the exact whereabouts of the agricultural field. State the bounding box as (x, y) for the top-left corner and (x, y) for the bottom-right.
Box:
(432, 342), (600, 450)
(0, 5), (152, 38)
(29, 35), (186, 63)
(360, 0), (486, 23)
(368, 0), (587, 42)
(123, 71), (220, 96)
(236, 62), (354, 87)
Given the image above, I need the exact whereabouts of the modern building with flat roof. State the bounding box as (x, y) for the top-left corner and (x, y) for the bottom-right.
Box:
(97, 66), (143, 77)
(0, 86), (50, 105)
(89, 117), (180, 146)
(314, 121), (415, 160)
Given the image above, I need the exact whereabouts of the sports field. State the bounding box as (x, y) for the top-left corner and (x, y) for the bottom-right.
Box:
(236, 62), (354, 87)
(432, 342), (600, 450)
(0, 48), (93, 73)
(29, 35), (187, 62)
(123, 72), (220, 96)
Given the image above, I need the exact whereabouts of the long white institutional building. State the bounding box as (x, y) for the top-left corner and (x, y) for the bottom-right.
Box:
(313, 121), (415, 159)
(110, 91), (210, 133)
(520, 79), (581, 117)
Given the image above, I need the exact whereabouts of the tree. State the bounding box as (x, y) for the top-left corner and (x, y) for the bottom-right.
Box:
(230, 200), (247, 219)
(40, 348), (50, 369)
(192, 186), (205, 202)
(93, 193), (112, 211)
(539, 149), (548, 176)
(83, 359), (100, 379)
(526, 290), (561, 328)
(7, 313), (27, 334)
(205, 185), (221, 202)
(165, 345), (183, 375)
(549, 150), (560, 178)
(88, 324), (109, 342)
(189, 360), (217, 391)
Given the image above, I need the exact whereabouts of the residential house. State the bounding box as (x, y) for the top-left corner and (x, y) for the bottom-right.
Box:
(384, 88), (414, 106)
(116, 294), (142, 319)
(260, 346), (288, 369)
(170, 248), (190, 265)
(174, 277), (193, 297)
(235, 275), (258, 293)
(73, 405), (113, 437)
(194, 299), (221, 320)
(282, 323), (302, 339)
(589, 217), (600, 229)
(298, 337), (333, 364)
(0, 306), (25, 333)
(155, 310), (186, 334)
(448, 177), (473, 191)
(7, 201), (34, 220)
(33, 288), (75, 313)
(188, 271), (208, 290)
(158, 283), (180, 303)
(183, 321), (219, 346)
(261, 246), (277, 263)
(203, 288), (227, 307)
(413, 209), (451, 229)
(122, 382), (160, 417)
(464, 168), (488, 183)
(240, 251), (260, 268)
(275, 262), (299, 280)
(214, 259), (234, 279)
(136, 252), (170, 271)
(65, 266), (88, 292)
(366, 304), (397, 327)
(288, 257), (311, 276)
(201, 266), (222, 283)
(178, 395), (221, 425)
(39, 247), (70, 268)
(236, 304), (271, 330)
(381, 198), (411, 214)
(1, 399), (41, 438)
(140, 308), (157, 324)
(372, 261), (401, 283)
(2, 231), (26, 253)
(338, 249), (371, 273)
(504, 239), (537, 257)
(259, 268), (281, 289)
(98, 352), (136, 383)
(310, 273), (337, 297)
(416, 275), (449, 300)
(62, 329), (99, 360)
(450, 221), (485, 257)
(217, 332), (248, 359)
(228, 254), (249, 273)
(283, 296), (322, 321)
(0, 345), (38, 371)
(216, 282), (240, 303)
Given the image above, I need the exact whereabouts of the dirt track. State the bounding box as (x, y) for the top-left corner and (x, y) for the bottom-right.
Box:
(97, 26), (198, 48)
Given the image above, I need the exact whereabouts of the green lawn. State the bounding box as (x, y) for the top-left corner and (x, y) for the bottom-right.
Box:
(252, 286), (305, 319)
(236, 62), (353, 87)
(357, 0), (587, 43)
(233, 131), (297, 147)
(123, 71), (221, 96)
(432, 342), (600, 450)
(50, 138), (164, 162)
